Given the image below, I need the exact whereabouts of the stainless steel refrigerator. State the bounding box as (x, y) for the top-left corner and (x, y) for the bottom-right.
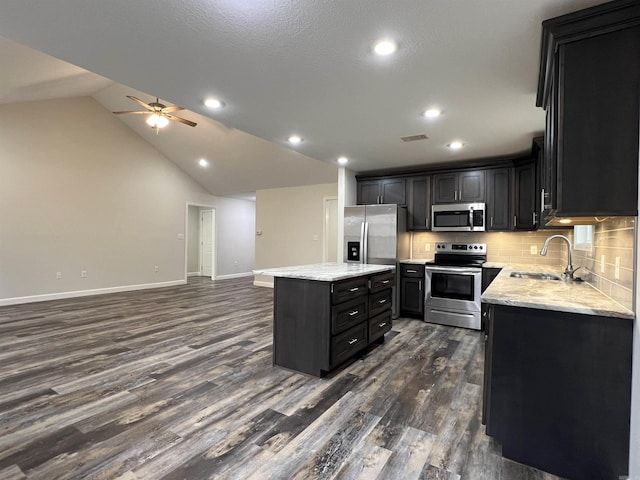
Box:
(344, 204), (409, 317)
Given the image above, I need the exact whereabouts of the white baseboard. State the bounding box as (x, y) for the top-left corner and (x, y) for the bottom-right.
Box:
(253, 280), (274, 288)
(215, 272), (253, 280)
(0, 279), (186, 307)
(187, 271), (201, 277)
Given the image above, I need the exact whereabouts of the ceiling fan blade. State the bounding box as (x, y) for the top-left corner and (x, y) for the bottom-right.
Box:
(162, 105), (184, 113)
(166, 114), (197, 127)
(112, 110), (148, 115)
(127, 95), (154, 111)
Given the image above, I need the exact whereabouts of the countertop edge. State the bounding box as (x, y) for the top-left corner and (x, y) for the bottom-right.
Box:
(253, 263), (396, 282)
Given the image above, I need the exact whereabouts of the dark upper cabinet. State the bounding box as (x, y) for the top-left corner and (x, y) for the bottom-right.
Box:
(357, 178), (406, 205)
(514, 160), (538, 230)
(485, 168), (511, 231)
(537, 1), (640, 217)
(433, 170), (485, 204)
(407, 176), (431, 231)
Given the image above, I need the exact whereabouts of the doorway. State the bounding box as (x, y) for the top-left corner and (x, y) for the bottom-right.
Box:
(186, 204), (216, 279)
(323, 197), (338, 263)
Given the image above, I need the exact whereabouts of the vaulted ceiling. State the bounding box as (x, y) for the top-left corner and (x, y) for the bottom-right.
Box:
(0, 0), (606, 198)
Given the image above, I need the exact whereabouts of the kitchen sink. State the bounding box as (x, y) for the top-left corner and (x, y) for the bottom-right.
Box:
(510, 271), (562, 281)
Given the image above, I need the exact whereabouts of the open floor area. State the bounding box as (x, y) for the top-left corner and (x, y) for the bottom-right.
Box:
(0, 277), (561, 480)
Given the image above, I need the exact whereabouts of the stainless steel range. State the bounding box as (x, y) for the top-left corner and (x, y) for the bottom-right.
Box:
(424, 242), (487, 330)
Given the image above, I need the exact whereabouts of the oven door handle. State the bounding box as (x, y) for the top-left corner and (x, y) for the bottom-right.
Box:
(425, 266), (481, 275)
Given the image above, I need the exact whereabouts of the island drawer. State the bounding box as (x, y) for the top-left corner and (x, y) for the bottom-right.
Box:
(369, 288), (392, 317)
(330, 322), (368, 367)
(400, 264), (425, 278)
(331, 296), (368, 335)
(368, 310), (392, 343)
(369, 272), (395, 293)
(331, 277), (368, 304)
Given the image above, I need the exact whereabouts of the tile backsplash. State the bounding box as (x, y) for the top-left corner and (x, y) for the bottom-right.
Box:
(412, 229), (574, 266)
(572, 217), (635, 310)
(412, 218), (636, 311)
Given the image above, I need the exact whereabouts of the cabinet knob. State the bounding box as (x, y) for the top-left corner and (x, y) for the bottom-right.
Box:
(348, 338), (358, 345)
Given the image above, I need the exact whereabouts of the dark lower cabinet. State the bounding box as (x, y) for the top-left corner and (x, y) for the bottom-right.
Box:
(481, 267), (501, 293)
(399, 263), (424, 318)
(273, 272), (394, 376)
(483, 303), (632, 480)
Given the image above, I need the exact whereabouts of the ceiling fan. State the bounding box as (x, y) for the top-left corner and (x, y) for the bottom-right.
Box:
(113, 96), (197, 133)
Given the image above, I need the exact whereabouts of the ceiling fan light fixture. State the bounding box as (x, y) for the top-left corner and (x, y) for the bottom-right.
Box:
(146, 113), (169, 129)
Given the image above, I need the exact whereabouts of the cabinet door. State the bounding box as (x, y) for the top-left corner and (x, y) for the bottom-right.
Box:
(400, 277), (423, 317)
(557, 27), (639, 216)
(514, 161), (537, 230)
(357, 181), (381, 205)
(458, 170), (485, 202)
(432, 173), (457, 203)
(380, 178), (406, 205)
(407, 176), (431, 230)
(486, 168), (511, 231)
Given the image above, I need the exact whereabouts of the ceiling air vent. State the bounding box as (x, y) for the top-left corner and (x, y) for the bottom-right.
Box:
(401, 133), (428, 142)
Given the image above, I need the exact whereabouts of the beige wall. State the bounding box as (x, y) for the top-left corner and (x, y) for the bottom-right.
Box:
(254, 183), (338, 286)
(0, 96), (255, 303)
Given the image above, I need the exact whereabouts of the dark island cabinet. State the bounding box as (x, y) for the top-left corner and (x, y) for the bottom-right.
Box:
(513, 160), (538, 230)
(537, 1), (640, 217)
(407, 176), (431, 231)
(399, 263), (425, 318)
(485, 168), (511, 231)
(273, 271), (394, 377)
(433, 170), (485, 204)
(483, 303), (632, 480)
(357, 178), (406, 206)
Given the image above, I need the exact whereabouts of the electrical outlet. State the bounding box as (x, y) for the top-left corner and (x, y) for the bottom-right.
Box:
(615, 257), (620, 280)
(81, 270), (87, 278)
(425, 243), (431, 252)
(312, 235), (319, 241)
(530, 245), (537, 255)
(600, 255), (606, 273)
(154, 266), (159, 272)
(56, 272), (62, 279)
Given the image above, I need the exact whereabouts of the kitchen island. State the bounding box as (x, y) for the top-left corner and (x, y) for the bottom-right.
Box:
(481, 264), (633, 479)
(254, 263), (396, 377)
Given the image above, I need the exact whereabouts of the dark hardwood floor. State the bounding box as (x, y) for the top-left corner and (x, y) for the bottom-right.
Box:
(0, 277), (562, 480)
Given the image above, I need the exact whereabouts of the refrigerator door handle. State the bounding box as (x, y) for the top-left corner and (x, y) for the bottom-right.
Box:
(359, 221), (365, 264)
(363, 222), (369, 264)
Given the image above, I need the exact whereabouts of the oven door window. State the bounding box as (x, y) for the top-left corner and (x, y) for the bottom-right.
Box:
(430, 272), (475, 301)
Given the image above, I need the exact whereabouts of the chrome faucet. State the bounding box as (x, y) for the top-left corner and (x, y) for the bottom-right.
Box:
(540, 234), (579, 279)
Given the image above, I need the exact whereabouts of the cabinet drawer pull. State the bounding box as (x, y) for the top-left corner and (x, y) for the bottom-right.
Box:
(378, 299), (387, 304)
(348, 338), (358, 345)
(381, 279), (390, 284)
(378, 322), (387, 328)
(348, 310), (359, 316)
(349, 287), (359, 292)
(406, 269), (417, 273)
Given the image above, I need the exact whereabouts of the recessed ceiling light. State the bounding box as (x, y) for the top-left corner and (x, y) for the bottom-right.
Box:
(374, 39), (397, 56)
(288, 135), (302, 144)
(198, 158), (209, 167)
(204, 98), (224, 109)
(447, 141), (464, 150)
(338, 156), (349, 165)
(423, 109), (441, 118)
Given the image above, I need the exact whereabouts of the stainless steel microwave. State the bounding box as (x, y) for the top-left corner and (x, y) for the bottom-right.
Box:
(432, 203), (486, 232)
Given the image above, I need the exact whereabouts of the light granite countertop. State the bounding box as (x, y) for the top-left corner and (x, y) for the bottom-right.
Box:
(398, 258), (432, 265)
(253, 262), (395, 282)
(481, 263), (634, 319)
